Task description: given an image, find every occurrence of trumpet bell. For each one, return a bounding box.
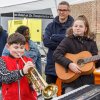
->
[42,84,58,99]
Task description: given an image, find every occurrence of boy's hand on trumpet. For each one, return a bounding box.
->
[23,61,35,74]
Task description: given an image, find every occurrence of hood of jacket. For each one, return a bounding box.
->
[53,15,74,26]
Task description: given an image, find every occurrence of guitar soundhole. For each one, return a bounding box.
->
[77,59,84,65]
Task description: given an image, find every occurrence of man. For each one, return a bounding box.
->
[43,1,74,84]
[0,26,8,56]
[0,25,8,87]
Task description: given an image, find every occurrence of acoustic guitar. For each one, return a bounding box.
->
[55,51,100,83]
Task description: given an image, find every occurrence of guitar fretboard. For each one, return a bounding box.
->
[84,55,100,63]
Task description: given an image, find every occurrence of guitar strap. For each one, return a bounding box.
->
[56,78,62,96]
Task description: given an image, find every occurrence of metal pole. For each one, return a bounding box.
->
[0,13,1,25]
[13,12,14,20]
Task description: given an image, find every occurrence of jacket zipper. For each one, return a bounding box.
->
[2,89,8,100]
[17,63,21,100]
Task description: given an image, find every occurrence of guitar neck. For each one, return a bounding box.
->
[84,55,100,63]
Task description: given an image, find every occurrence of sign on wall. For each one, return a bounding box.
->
[8,19,42,42]
[2,13,53,19]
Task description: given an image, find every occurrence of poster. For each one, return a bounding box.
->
[8,19,42,42]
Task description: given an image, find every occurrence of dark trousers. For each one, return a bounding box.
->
[46,74,57,84]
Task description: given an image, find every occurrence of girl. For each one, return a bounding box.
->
[53,15,100,95]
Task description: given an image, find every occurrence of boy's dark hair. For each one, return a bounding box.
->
[15,25,29,35]
[7,32,26,45]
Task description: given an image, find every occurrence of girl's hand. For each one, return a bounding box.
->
[23,61,35,74]
[68,63,81,74]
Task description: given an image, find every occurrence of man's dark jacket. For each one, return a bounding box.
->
[43,15,74,76]
[0,30,8,56]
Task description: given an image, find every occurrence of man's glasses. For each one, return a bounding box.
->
[58,9,70,12]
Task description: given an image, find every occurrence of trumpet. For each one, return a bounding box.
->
[18,53,58,99]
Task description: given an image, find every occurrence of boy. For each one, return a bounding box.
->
[0,33,37,100]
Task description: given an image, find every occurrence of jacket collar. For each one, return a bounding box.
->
[54,15,74,25]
